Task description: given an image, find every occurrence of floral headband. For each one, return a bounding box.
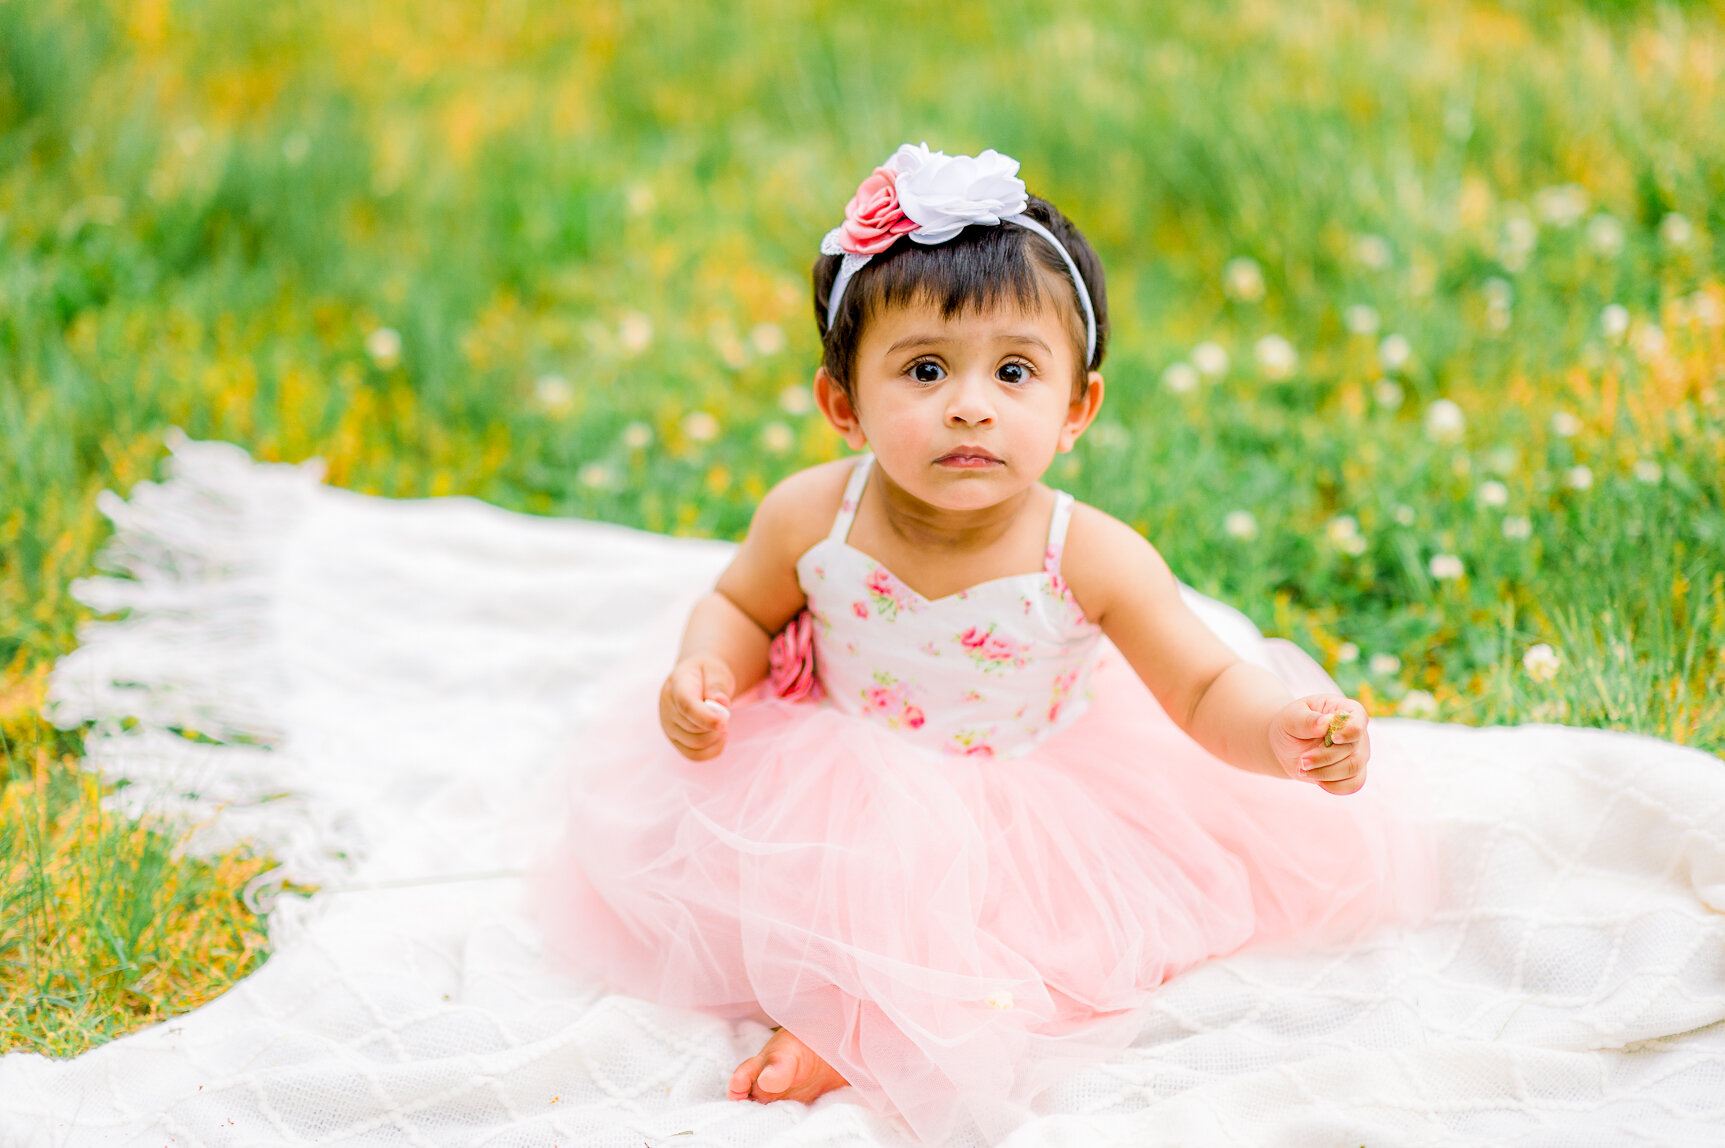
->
[820,143,1099,367]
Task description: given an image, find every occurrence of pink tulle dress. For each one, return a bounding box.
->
[537,453,1435,1145]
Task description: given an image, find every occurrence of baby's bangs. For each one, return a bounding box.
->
[853,225,1050,323]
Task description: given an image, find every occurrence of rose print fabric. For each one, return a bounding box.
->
[794,453,1101,758]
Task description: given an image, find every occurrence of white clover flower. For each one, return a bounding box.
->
[1477,480,1509,507]
[1398,689,1439,719]
[1340,533,1368,556]
[1499,215,1537,272]
[682,410,720,442]
[533,373,574,412]
[1522,642,1561,682]
[1482,277,1514,308]
[365,326,402,369]
[1659,212,1694,248]
[577,463,614,490]
[1378,333,1411,372]
[1372,378,1404,410]
[1631,324,1667,362]
[1326,515,1360,545]
[1587,213,1626,258]
[1633,459,1663,484]
[1223,510,1259,541]
[1162,362,1200,394]
[759,421,794,455]
[620,421,653,450]
[1423,398,1466,444]
[1254,334,1298,380]
[1344,304,1380,335]
[1534,183,1588,228]
[1502,515,1533,540]
[1191,341,1230,377]
[1565,464,1594,491]
[1353,234,1392,270]
[1223,257,1266,303]
[1429,553,1465,581]
[749,322,787,355]
[1336,642,1360,665]
[1599,303,1630,341]
[1393,504,1416,526]
[618,311,654,355]
[1550,411,1582,438]
[778,384,814,415]
[1369,653,1401,675]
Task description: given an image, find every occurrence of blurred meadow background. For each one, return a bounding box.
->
[3,0,1723,1055]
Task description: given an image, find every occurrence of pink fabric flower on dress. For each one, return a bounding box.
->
[767,609,823,702]
[839,167,919,255]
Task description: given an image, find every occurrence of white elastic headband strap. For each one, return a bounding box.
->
[823,213,1098,367]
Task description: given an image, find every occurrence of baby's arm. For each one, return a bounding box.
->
[1062,506,1370,794]
[660,464,842,760]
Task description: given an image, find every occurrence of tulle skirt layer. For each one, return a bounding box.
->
[535,641,1436,1145]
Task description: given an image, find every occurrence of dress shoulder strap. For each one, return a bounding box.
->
[1043,490,1077,576]
[828,453,874,543]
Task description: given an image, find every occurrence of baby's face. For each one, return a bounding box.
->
[829,295,1100,513]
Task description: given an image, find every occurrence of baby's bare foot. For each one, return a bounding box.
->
[726,1025,849,1104]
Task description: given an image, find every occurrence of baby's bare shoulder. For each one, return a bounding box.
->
[1059,501,1175,623]
[751,458,858,561]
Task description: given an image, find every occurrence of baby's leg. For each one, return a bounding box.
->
[727,1025,849,1104]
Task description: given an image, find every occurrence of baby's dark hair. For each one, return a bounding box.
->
[812,193,1109,403]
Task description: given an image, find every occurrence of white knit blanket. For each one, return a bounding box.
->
[4,434,1724,1146]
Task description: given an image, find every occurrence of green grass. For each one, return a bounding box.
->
[2,0,1722,1055]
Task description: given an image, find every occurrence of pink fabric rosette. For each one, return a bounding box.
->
[767,609,823,701]
[839,167,919,255]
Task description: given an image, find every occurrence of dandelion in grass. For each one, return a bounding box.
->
[1599,304,1630,341]
[1378,334,1411,373]
[618,311,654,356]
[1373,378,1404,410]
[1633,459,1663,484]
[1191,341,1229,377]
[1522,643,1561,682]
[1254,335,1297,380]
[534,373,575,414]
[1353,234,1392,270]
[1223,257,1266,303]
[1344,305,1380,336]
[1223,510,1259,541]
[1477,481,1509,508]
[1162,362,1199,394]
[1336,642,1360,665]
[1587,214,1625,258]
[1499,214,1537,273]
[1429,553,1464,581]
[1326,516,1367,555]
[578,463,615,491]
[1631,325,1667,362]
[1659,212,1695,248]
[682,411,720,443]
[1534,184,1588,228]
[621,421,653,450]
[1502,515,1533,540]
[366,327,402,369]
[1550,411,1581,438]
[778,385,814,415]
[1369,653,1401,675]
[1399,689,1439,719]
[1565,465,1593,491]
[749,322,787,356]
[1423,399,1465,444]
[1393,505,1415,526]
[759,422,794,455]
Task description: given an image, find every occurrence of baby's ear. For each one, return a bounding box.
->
[814,367,868,451]
[1059,372,1105,452]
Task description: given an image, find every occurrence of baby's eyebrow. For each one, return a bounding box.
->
[884,333,1053,355]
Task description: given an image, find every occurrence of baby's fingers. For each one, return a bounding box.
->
[668,664,728,733]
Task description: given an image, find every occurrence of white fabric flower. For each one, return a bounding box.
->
[888,144,1028,244]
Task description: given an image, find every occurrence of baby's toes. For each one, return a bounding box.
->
[727,1056,764,1101]
[755,1050,798,1096]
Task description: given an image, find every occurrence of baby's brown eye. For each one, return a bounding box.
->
[998,362,1027,384]
[912,361,944,383]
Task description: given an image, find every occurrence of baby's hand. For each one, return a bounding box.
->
[660,653,736,761]
[1270,695,1371,795]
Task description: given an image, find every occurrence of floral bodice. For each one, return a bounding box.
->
[793,453,1102,758]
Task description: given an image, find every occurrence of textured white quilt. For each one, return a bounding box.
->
[3,434,1723,1146]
